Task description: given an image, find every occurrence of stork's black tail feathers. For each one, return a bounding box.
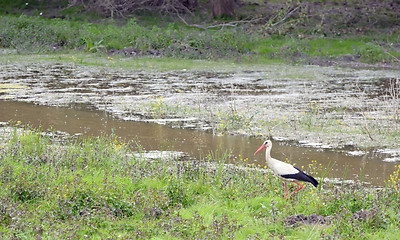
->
[281,166,319,188]
[305,174,319,188]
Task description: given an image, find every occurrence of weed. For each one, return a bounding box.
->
[216,108,255,134]
[166,181,193,207]
[148,95,166,117]
[299,101,322,129]
[82,37,105,53]
[355,43,391,63]
[9,174,44,202]
[387,165,400,192]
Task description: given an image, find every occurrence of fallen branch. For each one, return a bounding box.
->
[178,15,264,30]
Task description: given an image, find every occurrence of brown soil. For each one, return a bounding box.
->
[284,209,378,227]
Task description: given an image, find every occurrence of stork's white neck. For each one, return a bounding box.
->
[265,146,272,161]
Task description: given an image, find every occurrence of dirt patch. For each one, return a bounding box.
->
[107,48,162,57]
[284,213,332,226]
[284,209,379,227]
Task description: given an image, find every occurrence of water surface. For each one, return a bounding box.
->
[1,100,396,186]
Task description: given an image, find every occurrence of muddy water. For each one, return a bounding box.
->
[1,62,399,151]
[1,100,396,186]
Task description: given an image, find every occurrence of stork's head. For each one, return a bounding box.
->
[254,140,272,155]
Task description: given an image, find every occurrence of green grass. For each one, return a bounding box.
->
[0,125,399,239]
[0,52,237,71]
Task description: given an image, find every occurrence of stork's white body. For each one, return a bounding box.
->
[265,153,299,177]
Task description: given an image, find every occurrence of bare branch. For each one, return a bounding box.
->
[270,2,304,28]
[178,16,264,30]
[67,0,196,17]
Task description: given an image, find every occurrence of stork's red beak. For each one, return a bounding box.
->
[254,144,266,155]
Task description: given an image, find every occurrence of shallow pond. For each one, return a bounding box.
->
[1,62,399,149]
[0,100,397,186]
[1,60,399,186]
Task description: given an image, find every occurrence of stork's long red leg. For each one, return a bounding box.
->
[284,182,288,199]
[288,180,303,197]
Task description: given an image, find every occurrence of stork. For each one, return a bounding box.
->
[254,140,318,199]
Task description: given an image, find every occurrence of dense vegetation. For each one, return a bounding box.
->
[0,0,399,65]
[0,126,399,239]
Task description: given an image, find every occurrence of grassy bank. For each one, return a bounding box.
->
[1,126,400,239]
[0,14,399,65]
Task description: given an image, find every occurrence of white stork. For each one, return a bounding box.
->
[254,140,318,199]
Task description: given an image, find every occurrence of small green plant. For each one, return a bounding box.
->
[387,165,400,193]
[9,174,44,202]
[355,43,390,63]
[166,181,193,207]
[216,108,254,134]
[82,36,105,53]
[148,95,166,117]
[297,101,325,130]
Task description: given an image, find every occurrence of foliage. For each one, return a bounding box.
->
[355,43,392,63]
[0,126,399,238]
[0,15,250,59]
[0,13,398,63]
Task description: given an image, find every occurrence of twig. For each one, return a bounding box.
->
[178,15,207,30]
[362,117,375,141]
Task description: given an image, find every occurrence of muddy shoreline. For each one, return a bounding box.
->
[0,58,399,158]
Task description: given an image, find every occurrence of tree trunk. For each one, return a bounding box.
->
[209,0,235,18]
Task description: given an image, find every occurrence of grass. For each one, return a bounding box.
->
[0,52,242,71]
[0,13,399,64]
[0,125,400,239]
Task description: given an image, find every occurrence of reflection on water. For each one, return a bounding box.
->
[0,100,396,186]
